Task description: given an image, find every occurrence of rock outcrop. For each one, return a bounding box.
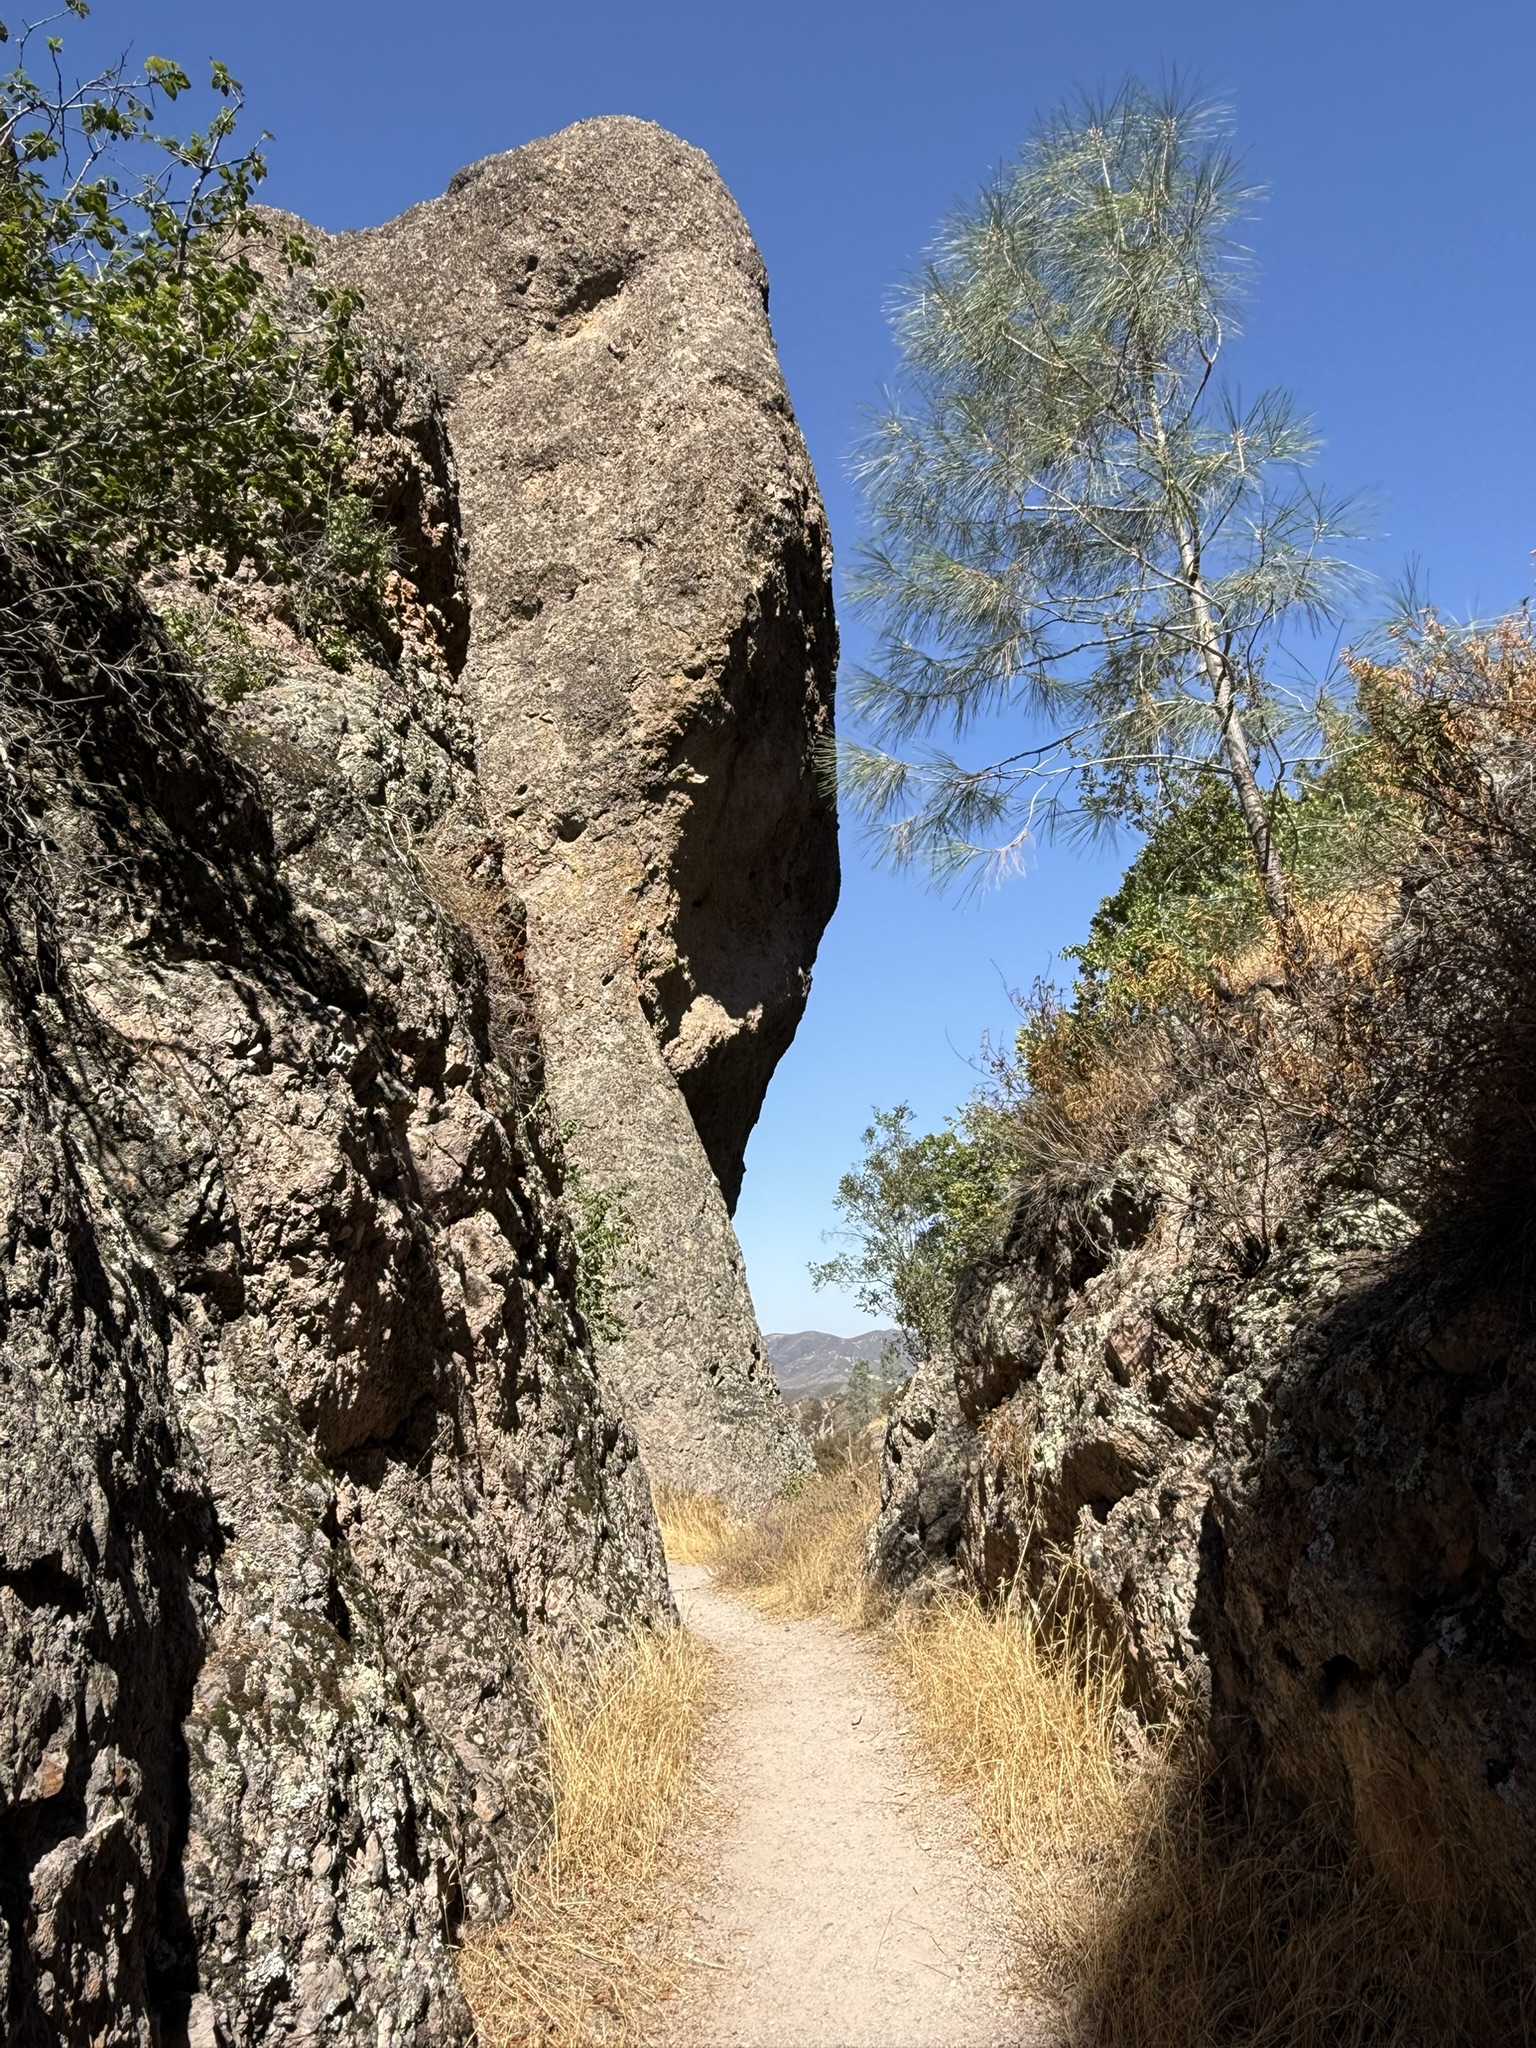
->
[880,1168,1536,1958]
[0,333,670,2046]
[1,120,835,2043]
[323,118,836,1506]
[873,1002,1536,1991]
[866,1350,976,1595]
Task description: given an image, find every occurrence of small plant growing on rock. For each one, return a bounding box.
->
[0,6,398,691]
[561,1137,645,1344]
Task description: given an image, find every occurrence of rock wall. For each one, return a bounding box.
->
[324,118,836,1507]
[872,1080,1536,1961]
[0,121,836,2041]
[0,333,668,2047]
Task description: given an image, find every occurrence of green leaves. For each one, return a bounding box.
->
[845,78,1364,906]
[811,1103,1021,1358]
[0,17,369,598]
[141,55,189,98]
[560,1136,645,1345]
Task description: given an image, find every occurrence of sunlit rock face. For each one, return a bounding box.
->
[0,119,837,2044]
[329,118,837,1506]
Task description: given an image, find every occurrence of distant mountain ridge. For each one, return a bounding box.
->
[764,1329,908,1400]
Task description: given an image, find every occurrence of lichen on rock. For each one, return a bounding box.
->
[0,317,667,2046]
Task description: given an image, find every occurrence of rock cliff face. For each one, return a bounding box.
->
[873,1034,1536,1970]
[0,122,833,2042]
[0,307,684,2046]
[323,118,836,1507]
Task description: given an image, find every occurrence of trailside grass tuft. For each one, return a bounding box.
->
[458,1621,716,2047]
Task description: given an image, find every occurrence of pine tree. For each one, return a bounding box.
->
[843,80,1362,925]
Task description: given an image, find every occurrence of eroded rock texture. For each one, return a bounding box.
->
[873,1103,1536,1965]
[325,118,835,1506]
[0,327,668,2047]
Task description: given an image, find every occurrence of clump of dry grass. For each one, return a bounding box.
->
[651,1486,742,1567]
[657,1452,885,1626]
[1066,1774,1536,2048]
[889,1588,1145,1993]
[891,1586,1536,2045]
[457,1621,715,2047]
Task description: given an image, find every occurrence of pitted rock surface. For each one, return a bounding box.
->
[874,1128,1536,1946]
[324,118,835,1506]
[0,323,668,2048]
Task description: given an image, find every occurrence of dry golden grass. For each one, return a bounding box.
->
[651,1486,741,1567]
[1063,1778,1536,2048]
[889,1583,1156,2024]
[663,1448,1535,2041]
[657,1452,884,1625]
[892,1588,1536,2045]
[890,1588,1128,1903]
[457,1621,716,2047]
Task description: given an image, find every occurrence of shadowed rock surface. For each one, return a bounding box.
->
[324,118,835,1507]
[0,334,668,2047]
[0,120,836,2043]
[867,1350,978,1597]
[873,946,1536,1993]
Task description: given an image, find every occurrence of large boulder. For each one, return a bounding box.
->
[324,118,835,1506]
[867,1351,977,1594]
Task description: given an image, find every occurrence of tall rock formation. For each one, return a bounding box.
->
[325,118,837,1506]
[0,516,670,2047]
[0,120,835,2044]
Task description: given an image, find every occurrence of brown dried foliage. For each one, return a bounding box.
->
[456,1624,717,2048]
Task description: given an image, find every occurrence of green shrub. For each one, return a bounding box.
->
[0,8,380,609]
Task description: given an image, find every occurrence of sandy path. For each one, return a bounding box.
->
[659,1566,1050,2048]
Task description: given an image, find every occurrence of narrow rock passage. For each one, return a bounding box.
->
[660,1566,1049,2048]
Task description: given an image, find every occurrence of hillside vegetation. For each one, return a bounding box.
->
[827,610,1536,2044]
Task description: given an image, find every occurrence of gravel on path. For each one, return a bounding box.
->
[657,1565,1052,2048]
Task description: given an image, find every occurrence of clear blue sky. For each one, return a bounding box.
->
[74,0,1536,1331]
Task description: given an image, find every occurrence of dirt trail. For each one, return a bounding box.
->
[659,1566,1050,2048]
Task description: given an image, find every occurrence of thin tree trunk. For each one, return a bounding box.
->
[1191,615,1293,927]
[1176,541,1294,928]
[1145,382,1295,930]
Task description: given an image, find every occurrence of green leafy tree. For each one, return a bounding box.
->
[842,79,1363,925]
[843,1357,877,1434]
[811,1104,1016,1359]
[0,5,365,580]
